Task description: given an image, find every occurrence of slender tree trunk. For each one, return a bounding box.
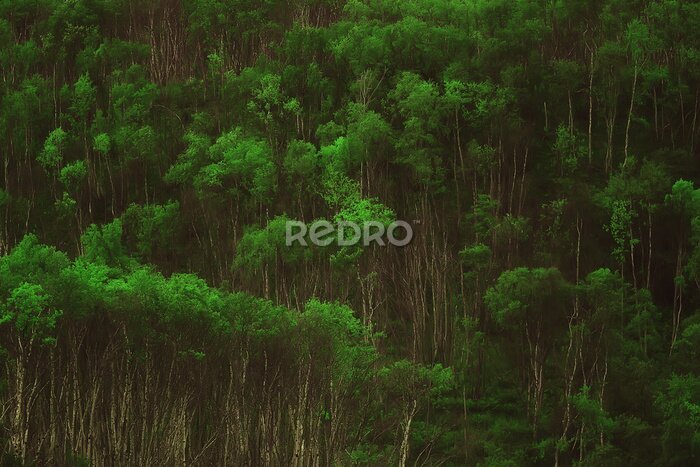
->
[398,399,417,467]
[623,65,638,167]
[588,49,595,164]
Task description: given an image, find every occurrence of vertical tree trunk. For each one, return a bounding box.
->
[623,65,638,168]
[588,49,595,164]
[398,400,417,467]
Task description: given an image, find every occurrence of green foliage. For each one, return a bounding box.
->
[164,125,213,185]
[196,128,276,202]
[553,125,585,175]
[54,192,77,219]
[70,73,96,122]
[459,243,492,269]
[38,128,68,173]
[655,374,700,465]
[233,215,309,272]
[0,235,70,297]
[605,199,638,264]
[80,219,130,268]
[1,0,700,464]
[320,164,361,208]
[378,359,454,404]
[466,194,499,240]
[485,267,572,328]
[332,196,396,266]
[1,282,62,345]
[59,161,87,193]
[388,72,446,186]
[571,386,615,443]
[93,132,111,154]
[121,202,180,259]
[283,139,318,188]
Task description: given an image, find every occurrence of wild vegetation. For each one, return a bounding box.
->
[1,0,700,465]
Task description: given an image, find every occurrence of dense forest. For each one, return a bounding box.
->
[0,0,699,465]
